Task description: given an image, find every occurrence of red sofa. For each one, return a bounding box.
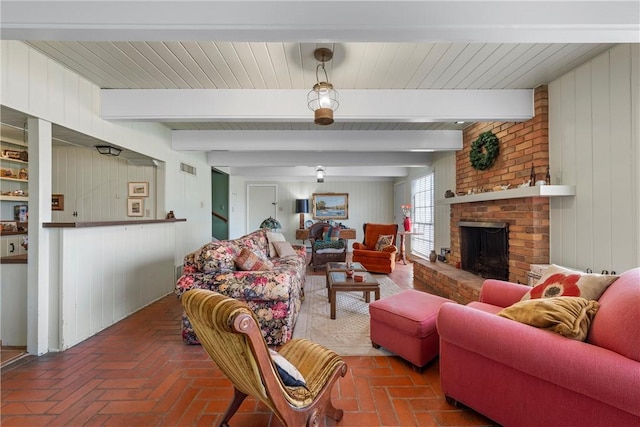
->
[437,267,640,427]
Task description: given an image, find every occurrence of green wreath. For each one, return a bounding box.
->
[470,131,500,170]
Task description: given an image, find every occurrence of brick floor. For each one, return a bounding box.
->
[1,257,497,426]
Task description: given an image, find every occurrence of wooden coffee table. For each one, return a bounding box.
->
[325,262,367,289]
[327,271,381,320]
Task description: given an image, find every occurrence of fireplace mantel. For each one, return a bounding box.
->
[436,185,575,205]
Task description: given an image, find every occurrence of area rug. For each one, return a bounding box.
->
[292,274,401,356]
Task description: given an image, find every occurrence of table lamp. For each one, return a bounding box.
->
[295,199,309,229]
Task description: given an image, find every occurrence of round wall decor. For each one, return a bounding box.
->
[470,131,500,170]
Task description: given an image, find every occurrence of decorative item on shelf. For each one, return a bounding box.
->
[444,190,455,198]
[535,180,547,186]
[2,149,28,161]
[259,216,281,232]
[545,166,551,185]
[18,168,28,179]
[295,198,309,229]
[307,48,339,126]
[401,204,412,231]
[354,274,364,282]
[470,131,500,170]
[529,163,536,186]
[14,205,28,222]
[518,180,531,188]
[166,210,175,219]
[429,250,437,263]
[21,236,28,251]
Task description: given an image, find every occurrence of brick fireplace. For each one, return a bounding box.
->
[451,86,550,284]
[415,86,551,300]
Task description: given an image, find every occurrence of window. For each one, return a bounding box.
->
[411,173,434,258]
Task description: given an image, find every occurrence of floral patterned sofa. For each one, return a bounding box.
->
[175,229,307,346]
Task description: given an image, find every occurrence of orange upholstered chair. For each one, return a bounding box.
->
[352,223,399,273]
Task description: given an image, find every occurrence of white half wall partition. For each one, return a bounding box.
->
[46,221,182,351]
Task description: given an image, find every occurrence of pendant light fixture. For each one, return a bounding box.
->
[307,48,339,126]
[316,166,325,183]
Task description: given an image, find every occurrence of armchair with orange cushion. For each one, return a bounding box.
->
[352,223,399,273]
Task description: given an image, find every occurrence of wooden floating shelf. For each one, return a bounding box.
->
[0,195,29,202]
[0,177,28,183]
[436,185,575,205]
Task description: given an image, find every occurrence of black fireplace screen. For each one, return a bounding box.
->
[459,222,509,280]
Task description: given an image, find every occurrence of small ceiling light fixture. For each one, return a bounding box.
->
[307,48,339,126]
[95,145,122,156]
[316,166,325,183]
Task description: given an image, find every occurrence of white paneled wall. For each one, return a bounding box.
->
[51,223,176,350]
[229,177,395,244]
[432,152,455,252]
[52,145,157,222]
[549,44,639,273]
[1,40,212,353]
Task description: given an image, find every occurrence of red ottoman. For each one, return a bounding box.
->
[369,289,453,370]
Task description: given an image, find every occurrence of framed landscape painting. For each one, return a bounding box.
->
[312,193,348,220]
[128,181,149,197]
[127,198,144,217]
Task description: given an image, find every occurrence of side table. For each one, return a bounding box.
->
[397,231,420,264]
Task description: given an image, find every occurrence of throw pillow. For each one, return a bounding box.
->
[498,296,600,341]
[521,264,619,301]
[268,349,307,388]
[323,225,332,241]
[235,247,274,271]
[374,234,394,251]
[273,241,297,258]
[266,231,286,258]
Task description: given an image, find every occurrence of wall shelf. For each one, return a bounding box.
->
[436,185,575,205]
[0,177,28,183]
[0,195,28,202]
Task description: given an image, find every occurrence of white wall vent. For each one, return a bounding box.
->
[180,162,196,175]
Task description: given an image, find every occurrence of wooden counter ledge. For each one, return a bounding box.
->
[43,218,186,228]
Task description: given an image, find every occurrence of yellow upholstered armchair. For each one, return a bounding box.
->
[181,289,348,427]
[352,223,399,273]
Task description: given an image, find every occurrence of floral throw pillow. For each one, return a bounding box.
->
[374,234,394,251]
[235,247,274,271]
[521,264,619,301]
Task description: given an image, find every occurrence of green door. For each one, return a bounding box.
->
[211,168,229,240]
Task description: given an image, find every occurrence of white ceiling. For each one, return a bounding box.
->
[1,0,638,179]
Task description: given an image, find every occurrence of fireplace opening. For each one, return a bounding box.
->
[459,221,509,280]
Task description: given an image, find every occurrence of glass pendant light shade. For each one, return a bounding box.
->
[307,82,339,125]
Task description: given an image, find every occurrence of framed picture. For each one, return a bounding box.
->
[52,194,64,211]
[127,198,144,217]
[312,193,348,220]
[128,181,149,197]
